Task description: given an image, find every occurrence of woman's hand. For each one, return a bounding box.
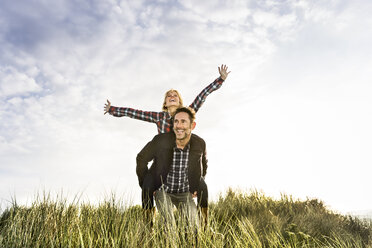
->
[218,64,231,80]
[104,99,111,115]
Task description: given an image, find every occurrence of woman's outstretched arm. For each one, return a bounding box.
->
[189,64,231,113]
[104,99,165,124]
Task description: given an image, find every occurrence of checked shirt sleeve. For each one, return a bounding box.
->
[189,77,224,113]
[108,106,162,124]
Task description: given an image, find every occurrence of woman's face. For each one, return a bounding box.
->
[165,91,180,108]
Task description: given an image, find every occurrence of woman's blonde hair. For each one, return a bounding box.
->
[162,89,184,111]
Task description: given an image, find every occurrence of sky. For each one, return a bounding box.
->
[0,0,371,215]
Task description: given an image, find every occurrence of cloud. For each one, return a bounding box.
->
[0,0,317,159]
[0,0,118,51]
[0,67,42,97]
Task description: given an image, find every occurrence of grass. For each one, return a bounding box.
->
[0,188,371,247]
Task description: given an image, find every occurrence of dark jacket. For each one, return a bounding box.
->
[136,132,208,193]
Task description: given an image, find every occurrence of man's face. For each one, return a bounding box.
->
[165,91,180,108]
[173,112,194,140]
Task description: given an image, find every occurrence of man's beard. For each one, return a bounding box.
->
[175,129,189,140]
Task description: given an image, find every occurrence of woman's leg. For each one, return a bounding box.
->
[142,173,156,209]
[141,173,156,227]
[197,177,208,208]
[197,177,208,227]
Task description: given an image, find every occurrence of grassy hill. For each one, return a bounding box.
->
[0,189,371,247]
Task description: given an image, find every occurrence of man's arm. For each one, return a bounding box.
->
[193,138,208,198]
[136,138,156,187]
[189,64,230,113]
[202,140,208,178]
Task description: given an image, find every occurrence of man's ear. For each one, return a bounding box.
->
[191,121,196,130]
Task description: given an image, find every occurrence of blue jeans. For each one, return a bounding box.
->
[154,189,199,230]
[142,174,208,209]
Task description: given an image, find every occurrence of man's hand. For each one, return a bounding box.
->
[218,64,231,80]
[104,99,111,115]
[192,191,197,198]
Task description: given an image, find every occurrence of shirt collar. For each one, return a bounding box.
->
[173,141,191,151]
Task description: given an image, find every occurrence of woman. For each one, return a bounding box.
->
[104,64,230,226]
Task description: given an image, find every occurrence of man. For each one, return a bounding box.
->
[136,107,207,231]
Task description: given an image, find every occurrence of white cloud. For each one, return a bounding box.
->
[181,0,251,23]
[0,67,42,97]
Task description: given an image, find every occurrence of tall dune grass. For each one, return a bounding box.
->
[0,189,371,247]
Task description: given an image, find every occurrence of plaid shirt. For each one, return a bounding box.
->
[108,77,224,133]
[163,143,190,194]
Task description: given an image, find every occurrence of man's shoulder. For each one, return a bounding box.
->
[152,132,175,143]
[151,132,205,146]
[191,133,206,146]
